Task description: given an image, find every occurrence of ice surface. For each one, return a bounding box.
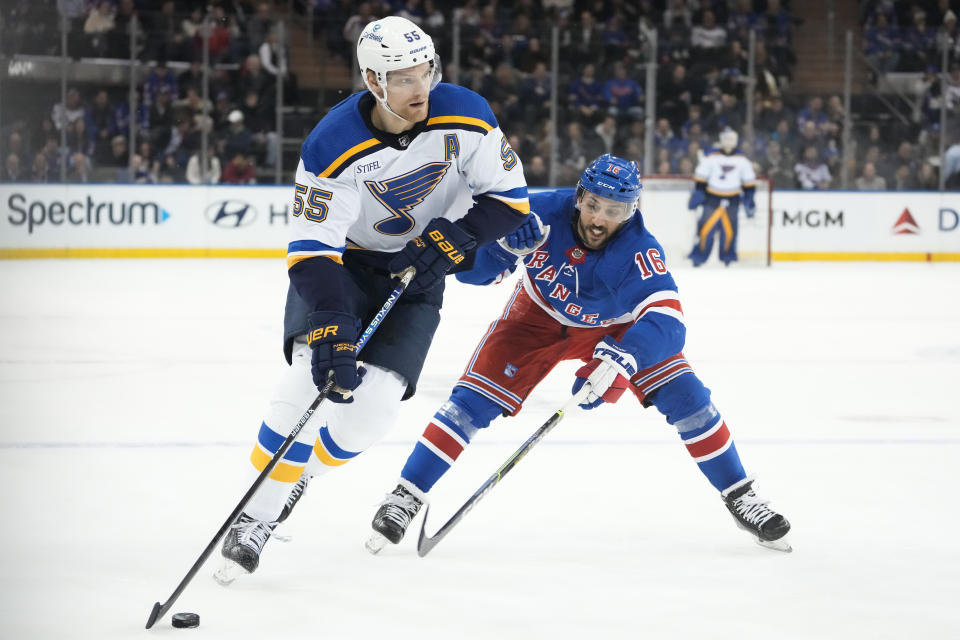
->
[0,259,958,638]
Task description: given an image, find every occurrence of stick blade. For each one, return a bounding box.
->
[145,601,164,629]
[416,504,438,557]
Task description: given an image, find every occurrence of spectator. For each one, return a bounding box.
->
[658,63,695,129]
[759,139,794,190]
[855,161,887,190]
[594,115,617,155]
[795,145,831,189]
[66,118,94,157]
[568,63,605,124]
[30,151,51,183]
[603,61,644,122]
[863,12,900,75]
[144,61,178,107]
[259,27,298,102]
[3,153,23,182]
[222,152,256,184]
[521,62,551,124]
[186,151,222,184]
[101,135,129,168]
[52,89,85,132]
[84,1,116,57]
[900,11,936,72]
[223,110,253,160]
[915,161,938,190]
[239,54,274,103]
[524,154,549,186]
[147,86,175,142]
[892,163,919,190]
[246,2,275,54]
[691,10,727,55]
[66,152,92,183]
[797,96,828,130]
[569,10,603,68]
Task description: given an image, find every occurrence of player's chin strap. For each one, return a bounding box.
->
[416,385,591,557]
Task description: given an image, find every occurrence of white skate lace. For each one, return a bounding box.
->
[232,517,277,551]
[285,476,309,509]
[733,491,776,526]
[379,491,421,529]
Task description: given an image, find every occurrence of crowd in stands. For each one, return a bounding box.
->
[1,0,294,184]
[2,0,959,190]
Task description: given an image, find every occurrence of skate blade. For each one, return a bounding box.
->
[213,559,250,586]
[756,536,792,553]
[364,532,389,555]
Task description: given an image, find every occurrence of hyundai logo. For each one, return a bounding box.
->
[205,200,258,228]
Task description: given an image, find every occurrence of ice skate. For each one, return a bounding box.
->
[365,481,426,554]
[214,513,278,585]
[722,478,792,552]
[278,474,311,523]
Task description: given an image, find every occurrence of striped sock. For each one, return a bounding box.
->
[679,411,746,492]
[401,411,472,492]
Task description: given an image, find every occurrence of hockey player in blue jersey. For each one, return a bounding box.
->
[365,154,791,554]
[215,16,530,583]
[688,128,757,266]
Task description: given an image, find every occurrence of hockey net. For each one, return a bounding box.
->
[637,175,773,267]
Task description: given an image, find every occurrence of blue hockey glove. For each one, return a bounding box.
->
[688,186,706,210]
[497,212,550,256]
[743,192,756,218]
[570,337,638,410]
[306,310,365,402]
[389,217,477,295]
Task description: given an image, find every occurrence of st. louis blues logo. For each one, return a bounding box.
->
[504,363,518,378]
[366,162,450,235]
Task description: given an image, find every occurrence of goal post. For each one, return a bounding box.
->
[637,175,773,267]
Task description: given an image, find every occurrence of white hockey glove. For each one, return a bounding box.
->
[571,338,638,410]
[497,212,550,257]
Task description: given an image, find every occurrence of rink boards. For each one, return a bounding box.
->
[0,184,958,261]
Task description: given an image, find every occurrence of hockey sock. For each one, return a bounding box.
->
[400,390,501,492]
[246,420,315,522]
[401,409,473,493]
[310,424,361,470]
[674,404,746,492]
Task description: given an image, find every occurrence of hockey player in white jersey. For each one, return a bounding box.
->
[215,16,530,584]
[687,128,756,266]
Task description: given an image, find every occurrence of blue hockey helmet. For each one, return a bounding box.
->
[577,154,642,209]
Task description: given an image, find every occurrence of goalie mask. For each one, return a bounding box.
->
[719,127,739,153]
[357,16,442,123]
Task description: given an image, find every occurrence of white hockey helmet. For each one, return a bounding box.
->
[719,127,739,153]
[357,16,441,95]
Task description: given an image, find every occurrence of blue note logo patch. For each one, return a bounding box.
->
[366,162,450,235]
[504,363,518,378]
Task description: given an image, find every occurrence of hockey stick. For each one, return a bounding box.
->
[416,388,590,557]
[146,268,415,629]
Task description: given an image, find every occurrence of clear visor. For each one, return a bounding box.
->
[578,192,635,222]
[385,55,442,92]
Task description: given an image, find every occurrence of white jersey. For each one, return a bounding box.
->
[693,148,756,197]
[287,84,529,269]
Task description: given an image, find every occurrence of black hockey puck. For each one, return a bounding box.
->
[171,612,200,629]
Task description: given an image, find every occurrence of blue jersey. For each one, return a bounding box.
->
[458,188,686,369]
